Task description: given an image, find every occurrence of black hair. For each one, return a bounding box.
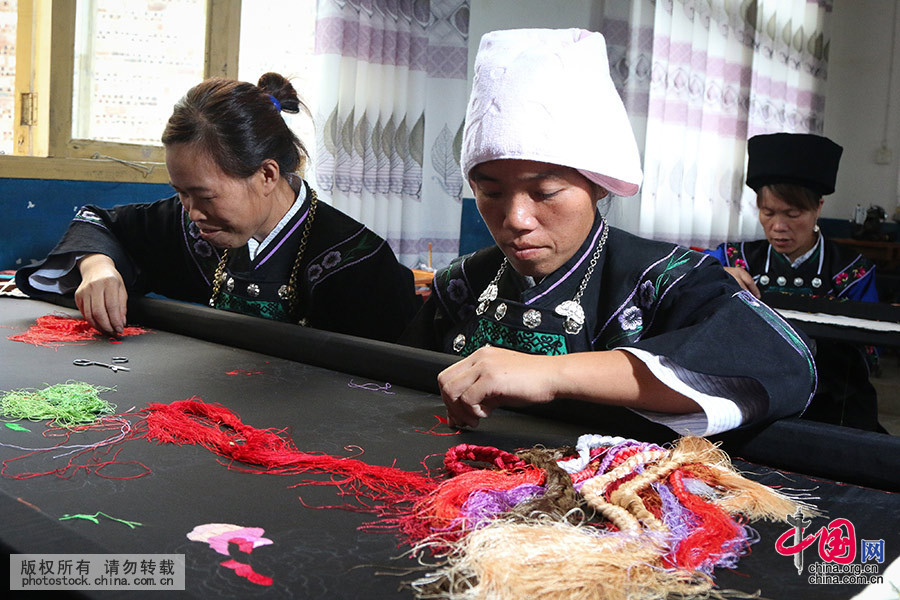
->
[161,72,310,178]
[757,183,821,212]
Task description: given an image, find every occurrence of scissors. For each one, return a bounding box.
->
[73,357,130,373]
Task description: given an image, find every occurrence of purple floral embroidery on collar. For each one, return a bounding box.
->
[447,278,468,303]
[618,306,643,331]
[188,221,202,239]
[193,240,213,258]
[638,280,655,309]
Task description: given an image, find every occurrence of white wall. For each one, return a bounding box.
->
[824,0,900,221]
[467,0,900,223]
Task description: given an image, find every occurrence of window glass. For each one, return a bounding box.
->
[72,0,206,146]
[238,0,317,160]
[0,0,16,155]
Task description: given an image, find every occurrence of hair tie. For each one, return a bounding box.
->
[268,95,281,112]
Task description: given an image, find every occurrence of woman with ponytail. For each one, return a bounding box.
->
[17,73,420,343]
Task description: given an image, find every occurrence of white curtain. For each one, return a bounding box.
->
[603,0,833,248]
[312,0,470,270]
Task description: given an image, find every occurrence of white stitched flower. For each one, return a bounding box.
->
[618,306,643,331]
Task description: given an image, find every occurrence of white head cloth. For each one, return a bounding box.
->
[461,28,643,197]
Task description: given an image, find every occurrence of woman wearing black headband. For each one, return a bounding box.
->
[16,73,420,343]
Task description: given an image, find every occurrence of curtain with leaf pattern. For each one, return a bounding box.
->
[313,0,470,270]
[602,0,833,248]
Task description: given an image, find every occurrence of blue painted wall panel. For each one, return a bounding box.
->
[1,178,173,270]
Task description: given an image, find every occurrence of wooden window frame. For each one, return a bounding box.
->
[0,0,241,183]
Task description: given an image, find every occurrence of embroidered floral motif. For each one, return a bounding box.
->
[832,263,871,295]
[307,229,382,286]
[188,221,202,239]
[638,280,655,309]
[447,278,468,303]
[618,306,643,331]
[322,250,342,269]
[308,264,323,282]
[597,248,706,350]
[734,258,747,269]
[193,240,213,258]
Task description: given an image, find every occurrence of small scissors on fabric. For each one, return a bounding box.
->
[73,357,130,373]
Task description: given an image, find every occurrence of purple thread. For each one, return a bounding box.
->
[655,482,697,553]
[459,483,545,527]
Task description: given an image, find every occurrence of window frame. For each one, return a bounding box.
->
[0,0,241,183]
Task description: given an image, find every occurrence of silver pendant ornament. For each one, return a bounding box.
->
[555,300,585,334]
[476,260,508,315]
[476,282,498,315]
[452,334,466,353]
[812,277,822,288]
[523,309,542,329]
[494,302,507,321]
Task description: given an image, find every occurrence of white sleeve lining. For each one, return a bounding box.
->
[620,347,767,436]
[27,254,85,294]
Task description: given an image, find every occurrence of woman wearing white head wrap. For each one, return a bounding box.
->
[401,29,816,436]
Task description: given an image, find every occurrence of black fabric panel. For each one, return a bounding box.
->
[129,297,900,491]
[1,297,898,600]
[128,297,455,393]
[764,291,900,347]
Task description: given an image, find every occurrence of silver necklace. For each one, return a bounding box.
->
[474,222,609,335]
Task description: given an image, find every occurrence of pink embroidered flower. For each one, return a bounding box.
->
[857,267,867,277]
[726,246,737,256]
[836,272,849,284]
[734,258,747,269]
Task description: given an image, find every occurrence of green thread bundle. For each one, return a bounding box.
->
[0,381,116,428]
